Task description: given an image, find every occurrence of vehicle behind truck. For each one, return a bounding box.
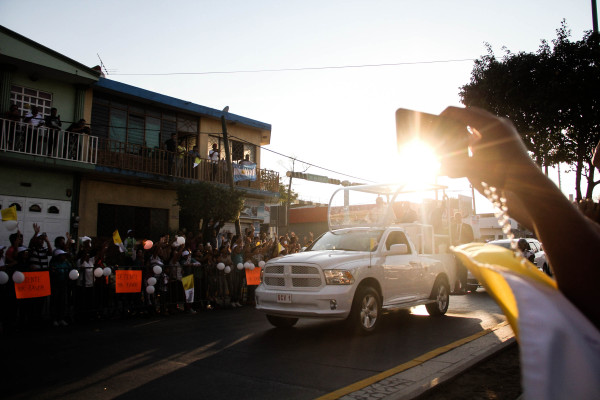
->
[255,183,458,334]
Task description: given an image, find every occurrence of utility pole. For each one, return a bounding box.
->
[286,159,295,234]
[221,106,241,236]
[593,0,599,35]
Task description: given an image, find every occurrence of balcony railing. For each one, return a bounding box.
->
[1,117,279,193]
[96,138,279,192]
[1,117,98,163]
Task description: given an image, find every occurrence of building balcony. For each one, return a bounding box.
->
[1,117,279,193]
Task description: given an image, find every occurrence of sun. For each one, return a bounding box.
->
[392,140,440,184]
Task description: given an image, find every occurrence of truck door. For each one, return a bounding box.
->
[381,230,422,304]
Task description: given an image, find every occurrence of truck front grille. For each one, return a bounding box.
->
[263,264,323,289]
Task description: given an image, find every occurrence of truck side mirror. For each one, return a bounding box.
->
[388,244,408,255]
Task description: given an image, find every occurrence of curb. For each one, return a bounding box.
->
[320,322,516,400]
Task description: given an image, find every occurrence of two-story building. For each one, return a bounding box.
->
[0,25,278,245]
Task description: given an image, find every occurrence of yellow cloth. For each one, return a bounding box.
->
[452,242,556,339]
[1,205,18,221]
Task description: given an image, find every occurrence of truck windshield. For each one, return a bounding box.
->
[307,230,384,252]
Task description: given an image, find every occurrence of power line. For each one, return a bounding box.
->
[229,134,376,184]
[111,58,475,76]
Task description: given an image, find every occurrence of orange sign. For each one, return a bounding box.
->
[245,267,262,286]
[115,270,142,293]
[15,271,51,299]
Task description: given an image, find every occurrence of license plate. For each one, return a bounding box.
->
[277,293,292,303]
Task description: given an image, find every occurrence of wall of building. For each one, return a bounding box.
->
[0,165,73,200]
[11,70,79,124]
[77,179,179,237]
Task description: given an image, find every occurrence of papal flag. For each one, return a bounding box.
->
[182,274,194,303]
[453,243,600,399]
[112,230,126,253]
[1,205,18,221]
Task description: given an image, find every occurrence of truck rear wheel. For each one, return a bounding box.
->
[349,286,381,334]
[266,314,298,328]
[426,278,450,316]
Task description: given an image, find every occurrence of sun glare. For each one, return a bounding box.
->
[392,140,440,184]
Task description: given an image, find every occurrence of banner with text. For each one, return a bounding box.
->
[245,267,262,286]
[15,271,51,299]
[115,270,142,293]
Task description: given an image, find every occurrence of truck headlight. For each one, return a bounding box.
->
[324,270,355,285]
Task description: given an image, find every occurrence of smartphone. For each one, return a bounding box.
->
[395,108,470,175]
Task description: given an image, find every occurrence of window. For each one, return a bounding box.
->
[10,85,53,117]
[29,204,42,213]
[48,206,60,214]
[385,231,411,253]
[8,203,22,211]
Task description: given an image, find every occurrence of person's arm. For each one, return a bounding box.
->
[441,106,600,327]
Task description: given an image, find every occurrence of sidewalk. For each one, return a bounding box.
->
[320,322,516,400]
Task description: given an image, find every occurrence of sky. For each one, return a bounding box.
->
[0,0,594,212]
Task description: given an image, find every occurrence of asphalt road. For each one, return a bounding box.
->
[6,289,505,400]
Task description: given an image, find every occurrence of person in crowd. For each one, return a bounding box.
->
[45,107,62,156]
[49,249,71,327]
[176,139,186,177]
[190,246,205,310]
[451,211,474,294]
[209,143,220,180]
[65,119,89,159]
[29,224,53,270]
[24,105,44,127]
[230,235,244,307]
[180,249,197,314]
[124,229,137,264]
[165,133,177,175]
[6,104,23,151]
[5,231,24,269]
[6,103,21,121]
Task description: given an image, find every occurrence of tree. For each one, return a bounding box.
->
[176,182,245,233]
[460,21,600,199]
[278,178,298,205]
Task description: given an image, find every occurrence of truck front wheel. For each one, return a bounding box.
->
[426,278,450,316]
[266,315,298,328]
[349,286,381,334]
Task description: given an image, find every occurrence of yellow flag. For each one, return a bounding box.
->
[452,242,557,339]
[113,229,123,245]
[182,274,194,290]
[1,206,18,221]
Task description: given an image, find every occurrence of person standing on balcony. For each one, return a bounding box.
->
[165,133,177,175]
[23,105,44,154]
[176,139,186,177]
[45,108,62,157]
[209,143,220,180]
[65,119,90,160]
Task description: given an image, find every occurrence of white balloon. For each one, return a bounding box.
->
[176,236,186,246]
[3,220,18,231]
[146,285,155,294]
[147,277,157,286]
[94,267,103,278]
[237,263,244,270]
[224,266,231,274]
[12,270,25,284]
[153,265,162,275]
[217,262,225,271]
[68,269,79,280]
[244,262,251,269]
[249,264,255,271]
[258,260,266,268]
[0,271,9,284]
[103,267,111,276]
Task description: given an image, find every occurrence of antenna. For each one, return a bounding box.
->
[97,53,110,76]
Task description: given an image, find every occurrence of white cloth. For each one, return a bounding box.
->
[506,272,600,400]
[209,149,219,163]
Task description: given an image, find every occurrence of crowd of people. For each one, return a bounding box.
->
[0,221,314,334]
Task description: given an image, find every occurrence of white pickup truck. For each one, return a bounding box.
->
[255,183,458,334]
